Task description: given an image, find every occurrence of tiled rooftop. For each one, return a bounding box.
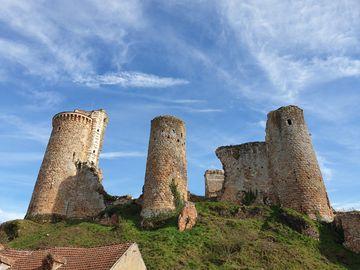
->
[0,243,134,270]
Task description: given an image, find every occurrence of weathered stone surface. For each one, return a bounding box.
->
[99,213,119,226]
[216,143,271,204]
[266,105,333,222]
[178,202,197,232]
[113,195,133,206]
[53,162,106,219]
[26,109,108,220]
[204,169,224,199]
[141,115,188,219]
[215,105,334,222]
[334,211,360,253]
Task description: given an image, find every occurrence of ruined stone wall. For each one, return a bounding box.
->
[334,212,360,253]
[204,170,224,199]
[266,105,333,221]
[26,109,107,219]
[141,115,188,219]
[216,142,270,204]
[53,162,106,218]
[87,110,108,166]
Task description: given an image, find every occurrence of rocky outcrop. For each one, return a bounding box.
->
[178,202,197,232]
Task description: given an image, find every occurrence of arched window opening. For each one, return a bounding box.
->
[287,119,292,125]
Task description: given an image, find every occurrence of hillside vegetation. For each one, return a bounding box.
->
[1,201,360,270]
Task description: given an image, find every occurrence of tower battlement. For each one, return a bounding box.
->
[52,112,93,125]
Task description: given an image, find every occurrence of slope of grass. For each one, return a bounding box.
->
[1,201,359,270]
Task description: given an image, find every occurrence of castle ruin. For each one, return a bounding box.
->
[26,109,108,219]
[141,115,188,219]
[216,105,334,222]
[204,169,224,199]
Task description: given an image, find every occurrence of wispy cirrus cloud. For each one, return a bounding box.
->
[0,152,43,165]
[221,0,360,102]
[20,89,64,110]
[0,0,153,85]
[333,201,360,211]
[317,153,334,182]
[100,151,146,159]
[74,72,189,88]
[0,114,49,144]
[184,108,222,113]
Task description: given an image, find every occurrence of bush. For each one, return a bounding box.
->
[242,190,258,206]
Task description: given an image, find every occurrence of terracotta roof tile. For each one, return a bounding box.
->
[0,243,134,270]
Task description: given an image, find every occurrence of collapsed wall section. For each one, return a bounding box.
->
[215,142,271,204]
[54,162,106,218]
[141,115,188,219]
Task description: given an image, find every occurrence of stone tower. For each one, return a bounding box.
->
[26,109,108,219]
[266,105,333,221]
[141,115,188,219]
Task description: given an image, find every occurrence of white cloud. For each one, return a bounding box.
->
[333,201,360,211]
[0,114,49,144]
[221,0,360,102]
[74,72,189,88]
[100,151,146,159]
[20,90,64,110]
[0,0,145,81]
[317,154,333,182]
[171,99,205,104]
[257,120,266,128]
[0,152,43,164]
[0,208,24,223]
[184,108,223,113]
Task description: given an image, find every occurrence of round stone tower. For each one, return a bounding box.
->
[266,105,333,221]
[26,110,102,219]
[141,115,188,219]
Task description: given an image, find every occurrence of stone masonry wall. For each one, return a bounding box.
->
[334,212,360,253]
[53,162,106,218]
[204,169,224,199]
[87,110,108,166]
[266,105,333,221]
[216,142,270,204]
[141,115,188,219]
[26,109,107,219]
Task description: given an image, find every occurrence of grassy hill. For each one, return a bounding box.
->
[1,201,359,270]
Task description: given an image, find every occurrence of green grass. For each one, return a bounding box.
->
[1,201,360,270]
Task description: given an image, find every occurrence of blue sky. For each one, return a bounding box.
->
[0,0,360,222]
